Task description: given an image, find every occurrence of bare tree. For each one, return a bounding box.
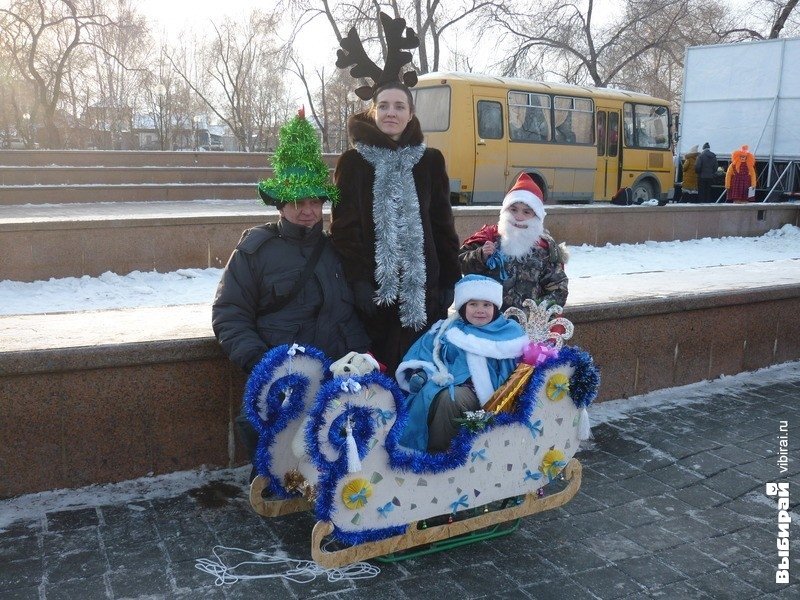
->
[767,0,800,37]
[84,0,150,149]
[288,55,332,150]
[141,45,188,150]
[729,0,800,38]
[490,0,702,87]
[167,9,290,152]
[288,0,497,74]
[0,0,121,148]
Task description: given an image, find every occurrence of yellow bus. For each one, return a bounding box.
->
[411,72,673,204]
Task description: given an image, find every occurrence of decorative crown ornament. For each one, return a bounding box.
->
[257,107,339,206]
[504,299,574,348]
[335,12,420,100]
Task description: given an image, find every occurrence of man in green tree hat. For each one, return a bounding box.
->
[212,109,370,470]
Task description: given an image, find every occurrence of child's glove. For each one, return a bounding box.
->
[408,369,428,393]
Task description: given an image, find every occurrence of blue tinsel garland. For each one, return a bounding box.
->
[295,344,598,545]
[243,344,330,497]
[306,371,410,543]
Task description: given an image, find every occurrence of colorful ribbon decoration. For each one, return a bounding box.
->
[348,488,369,505]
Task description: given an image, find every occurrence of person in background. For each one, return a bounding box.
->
[694,142,719,202]
[459,173,568,312]
[395,275,528,453]
[212,110,370,474]
[725,145,757,203]
[681,144,700,203]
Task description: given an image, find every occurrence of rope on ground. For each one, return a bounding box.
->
[194,544,380,585]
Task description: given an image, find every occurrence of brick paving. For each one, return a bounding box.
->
[1,364,798,599]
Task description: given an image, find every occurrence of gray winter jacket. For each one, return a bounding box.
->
[212,218,370,373]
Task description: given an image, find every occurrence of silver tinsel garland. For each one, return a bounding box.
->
[355,143,427,330]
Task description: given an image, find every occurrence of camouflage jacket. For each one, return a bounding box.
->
[459,226,569,310]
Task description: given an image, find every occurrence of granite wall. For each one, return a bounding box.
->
[2,284,798,498]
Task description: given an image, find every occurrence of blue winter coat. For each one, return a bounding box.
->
[395,315,528,451]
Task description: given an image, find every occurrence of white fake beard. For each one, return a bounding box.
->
[498,212,544,258]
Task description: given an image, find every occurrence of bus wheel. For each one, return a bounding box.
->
[631,180,656,203]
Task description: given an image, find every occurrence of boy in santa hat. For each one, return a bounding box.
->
[395,274,528,453]
[459,173,568,311]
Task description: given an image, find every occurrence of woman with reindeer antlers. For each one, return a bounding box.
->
[331,12,461,375]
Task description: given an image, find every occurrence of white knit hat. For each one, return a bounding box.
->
[454,274,503,311]
[501,173,545,220]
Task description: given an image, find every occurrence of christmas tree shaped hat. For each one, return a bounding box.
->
[258,107,339,206]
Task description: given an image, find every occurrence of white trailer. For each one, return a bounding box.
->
[676,37,800,200]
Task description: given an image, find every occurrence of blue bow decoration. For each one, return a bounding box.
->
[374,408,395,426]
[486,249,509,281]
[471,449,487,462]
[377,502,394,518]
[527,419,543,439]
[348,488,369,505]
[449,494,469,514]
[340,378,362,394]
[524,469,542,482]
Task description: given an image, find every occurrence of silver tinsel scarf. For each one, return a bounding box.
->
[355,142,427,330]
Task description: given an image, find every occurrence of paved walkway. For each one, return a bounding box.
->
[1,363,798,599]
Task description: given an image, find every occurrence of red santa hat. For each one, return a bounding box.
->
[501,173,545,220]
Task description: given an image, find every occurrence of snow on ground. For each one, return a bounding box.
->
[1,224,799,316]
[1,360,796,529]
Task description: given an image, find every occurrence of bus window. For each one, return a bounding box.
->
[623,104,635,145]
[477,100,503,139]
[624,103,669,149]
[608,112,619,157]
[508,92,550,142]
[413,86,451,132]
[596,111,606,156]
[554,96,594,144]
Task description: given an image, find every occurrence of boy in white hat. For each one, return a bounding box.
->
[459,173,568,311]
[395,275,528,453]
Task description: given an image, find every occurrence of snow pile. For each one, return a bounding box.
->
[1,225,799,317]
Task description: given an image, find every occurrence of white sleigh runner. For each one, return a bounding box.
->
[244,300,600,567]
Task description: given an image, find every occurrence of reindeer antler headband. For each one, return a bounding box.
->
[336,12,420,100]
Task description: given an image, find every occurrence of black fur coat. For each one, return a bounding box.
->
[331,112,461,371]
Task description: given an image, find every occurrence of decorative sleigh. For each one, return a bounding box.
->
[245,300,600,568]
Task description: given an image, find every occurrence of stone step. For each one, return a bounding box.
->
[0,183,259,204]
[0,149,339,168]
[0,165,266,186]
